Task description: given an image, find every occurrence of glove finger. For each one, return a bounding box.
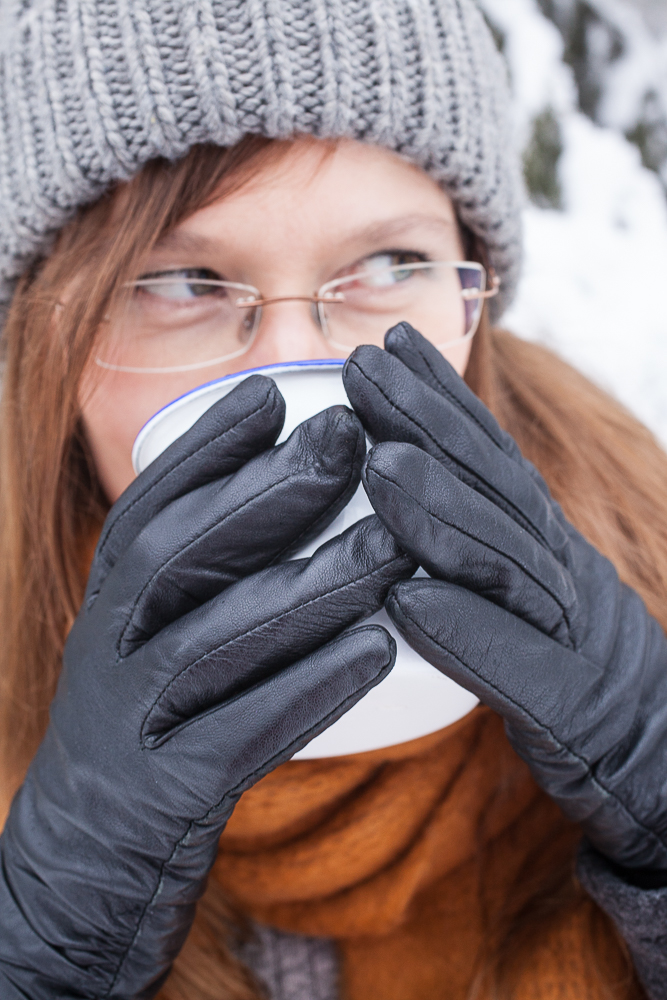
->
[386,578,667,868]
[161,624,396,796]
[114,405,366,648]
[84,626,396,1000]
[384,325,573,534]
[384,322,546,485]
[343,340,569,562]
[363,441,578,647]
[88,374,285,598]
[138,516,415,744]
[386,577,598,745]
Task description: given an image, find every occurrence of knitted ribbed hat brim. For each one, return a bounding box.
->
[0,0,522,320]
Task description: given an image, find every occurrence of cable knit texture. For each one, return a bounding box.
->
[0,0,522,321]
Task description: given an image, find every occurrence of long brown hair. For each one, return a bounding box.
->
[0,139,661,999]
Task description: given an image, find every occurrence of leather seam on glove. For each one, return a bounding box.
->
[346,360,552,552]
[97,384,277,567]
[108,625,390,996]
[390,590,667,861]
[368,466,575,643]
[412,344,507,450]
[116,466,348,658]
[139,554,407,744]
[266,446,360,568]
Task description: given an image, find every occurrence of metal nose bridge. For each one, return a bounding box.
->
[235,293,345,308]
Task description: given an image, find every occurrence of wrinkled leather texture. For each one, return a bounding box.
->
[0,374,414,1000]
[343,323,667,877]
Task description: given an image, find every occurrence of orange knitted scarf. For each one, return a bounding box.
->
[214,707,631,999]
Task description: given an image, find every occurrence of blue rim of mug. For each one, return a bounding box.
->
[132,359,346,474]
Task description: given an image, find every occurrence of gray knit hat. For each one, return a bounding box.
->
[0,0,522,319]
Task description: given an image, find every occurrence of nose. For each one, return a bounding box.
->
[246,299,347,366]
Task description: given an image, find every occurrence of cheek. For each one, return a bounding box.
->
[439,336,473,377]
[79,367,212,503]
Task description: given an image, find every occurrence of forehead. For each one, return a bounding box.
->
[162,140,460,254]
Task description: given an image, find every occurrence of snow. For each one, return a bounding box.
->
[480,0,667,444]
[480,0,576,134]
[590,0,667,136]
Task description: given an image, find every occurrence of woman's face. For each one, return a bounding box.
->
[81,139,472,502]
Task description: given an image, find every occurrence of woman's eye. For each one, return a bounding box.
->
[368,252,426,269]
[135,269,225,300]
[350,252,428,286]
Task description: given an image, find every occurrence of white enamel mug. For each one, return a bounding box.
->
[132,361,479,758]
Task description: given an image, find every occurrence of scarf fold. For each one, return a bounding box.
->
[215,708,630,999]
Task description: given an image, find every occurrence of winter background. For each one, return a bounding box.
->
[479,0,667,443]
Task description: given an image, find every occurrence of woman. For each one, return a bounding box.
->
[0,2,666,998]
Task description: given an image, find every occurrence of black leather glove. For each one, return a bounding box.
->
[343,323,667,875]
[0,374,414,1000]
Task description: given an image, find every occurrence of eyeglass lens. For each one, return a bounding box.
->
[318,262,484,352]
[95,263,485,374]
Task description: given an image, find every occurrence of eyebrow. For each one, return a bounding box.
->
[345,214,460,246]
[151,213,459,259]
[151,229,221,257]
